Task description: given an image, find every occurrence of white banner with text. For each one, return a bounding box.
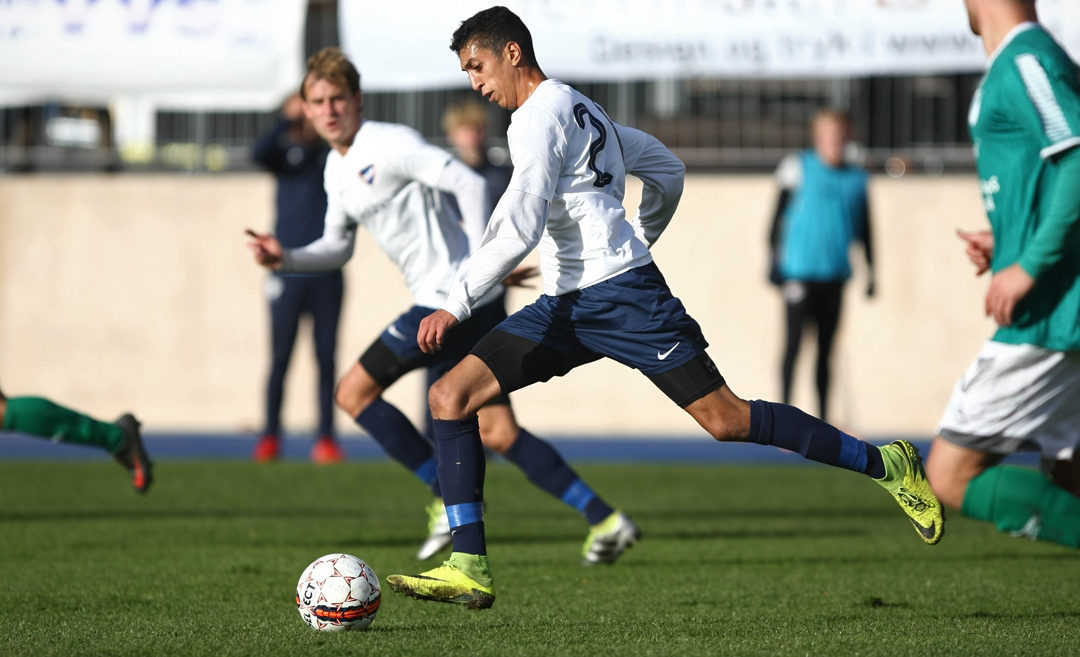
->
[341,0,1080,91]
[0,0,307,109]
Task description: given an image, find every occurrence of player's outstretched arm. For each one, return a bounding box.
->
[418,309,460,354]
[245,229,284,269]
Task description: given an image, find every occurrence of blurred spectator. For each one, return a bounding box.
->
[767,108,875,422]
[251,94,344,464]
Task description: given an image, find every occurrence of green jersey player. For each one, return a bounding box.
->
[0,383,152,492]
[925,0,1080,548]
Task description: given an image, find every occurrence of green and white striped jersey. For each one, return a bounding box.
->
[969,22,1080,351]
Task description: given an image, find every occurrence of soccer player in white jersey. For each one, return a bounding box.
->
[923,0,1080,549]
[247,48,636,564]
[386,6,943,610]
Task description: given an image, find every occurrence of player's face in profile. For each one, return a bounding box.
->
[459,40,517,109]
[302,77,362,151]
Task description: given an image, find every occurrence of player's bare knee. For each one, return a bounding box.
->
[685,390,750,442]
[707,415,748,442]
[428,378,469,420]
[479,423,516,454]
[334,378,376,418]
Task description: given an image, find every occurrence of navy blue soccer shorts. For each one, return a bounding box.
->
[359,294,508,393]
[471,262,725,407]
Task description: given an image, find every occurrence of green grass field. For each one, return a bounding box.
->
[1,459,1077,657]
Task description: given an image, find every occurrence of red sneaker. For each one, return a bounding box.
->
[311,436,345,464]
[253,435,282,462]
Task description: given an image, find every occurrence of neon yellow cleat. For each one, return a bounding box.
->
[387,553,495,610]
[876,440,945,545]
[582,511,641,565]
[416,498,452,560]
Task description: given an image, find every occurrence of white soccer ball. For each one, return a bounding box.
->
[295,553,381,632]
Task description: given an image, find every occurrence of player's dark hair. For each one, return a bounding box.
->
[301,47,361,99]
[450,6,536,66]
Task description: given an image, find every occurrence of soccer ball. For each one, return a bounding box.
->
[295,553,381,632]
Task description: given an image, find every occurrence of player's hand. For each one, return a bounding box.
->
[245,229,284,269]
[985,263,1034,327]
[502,265,539,288]
[418,309,459,354]
[957,229,994,276]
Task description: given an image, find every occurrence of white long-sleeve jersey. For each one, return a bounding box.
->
[279,120,499,309]
[442,79,685,321]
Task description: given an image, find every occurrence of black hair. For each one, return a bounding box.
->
[450,6,536,65]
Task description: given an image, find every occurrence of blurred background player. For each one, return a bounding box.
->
[388,6,940,611]
[925,0,1080,549]
[425,100,514,439]
[251,93,345,464]
[0,383,152,492]
[442,99,512,211]
[248,47,636,563]
[768,108,875,422]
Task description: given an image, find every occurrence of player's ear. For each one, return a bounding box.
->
[505,40,523,66]
[354,90,364,113]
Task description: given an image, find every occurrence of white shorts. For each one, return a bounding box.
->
[937,341,1080,461]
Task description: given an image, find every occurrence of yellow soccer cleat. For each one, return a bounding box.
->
[877,440,945,545]
[582,511,641,565]
[387,553,495,610]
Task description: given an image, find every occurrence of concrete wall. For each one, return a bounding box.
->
[0,173,994,438]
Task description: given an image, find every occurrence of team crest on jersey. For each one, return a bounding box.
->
[359,164,376,184]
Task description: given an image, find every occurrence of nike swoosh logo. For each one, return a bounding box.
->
[387,324,407,341]
[909,517,938,542]
[657,342,680,360]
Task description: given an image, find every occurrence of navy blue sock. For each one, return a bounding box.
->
[749,399,884,478]
[503,429,615,525]
[433,417,486,555]
[356,399,440,495]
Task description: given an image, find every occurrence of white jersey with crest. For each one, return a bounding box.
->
[442,78,685,320]
[279,119,497,310]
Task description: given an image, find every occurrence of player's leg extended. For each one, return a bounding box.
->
[478,402,638,564]
[1,394,152,492]
[662,358,942,544]
[387,355,502,609]
[927,437,1080,548]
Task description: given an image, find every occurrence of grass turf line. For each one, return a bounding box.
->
[0,461,1077,657]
